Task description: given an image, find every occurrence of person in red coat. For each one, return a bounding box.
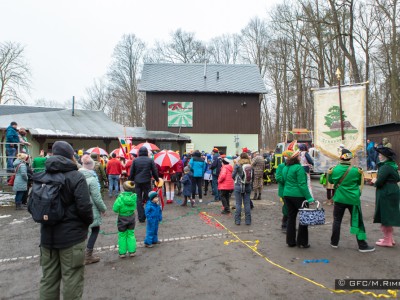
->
[161,164,178,204]
[175,159,184,195]
[106,153,122,198]
[218,158,234,214]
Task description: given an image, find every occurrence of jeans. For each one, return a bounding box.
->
[285,196,308,247]
[108,175,119,197]
[135,182,151,222]
[331,202,368,248]
[234,184,251,224]
[212,175,220,200]
[87,226,100,250]
[6,147,16,172]
[15,191,27,205]
[39,241,85,300]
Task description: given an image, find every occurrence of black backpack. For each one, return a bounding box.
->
[28,172,66,225]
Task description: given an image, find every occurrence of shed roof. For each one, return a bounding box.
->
[0,107,190,141]
[139,63,267,94]
[0,104,64,116]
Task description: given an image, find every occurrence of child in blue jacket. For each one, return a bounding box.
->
[180,166,194,207]
[144,191,162,248]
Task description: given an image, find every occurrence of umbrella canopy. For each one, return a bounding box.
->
[87,147,109,156]
[110,148,126,158]
[129,148,138,156]
[153,150,180,167]
[134,142,160,152]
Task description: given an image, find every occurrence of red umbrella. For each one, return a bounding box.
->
[87,147,109,156]
[134,142,160,152]
[153,150,180,167]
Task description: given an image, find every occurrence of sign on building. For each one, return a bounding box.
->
[168,102,193,127]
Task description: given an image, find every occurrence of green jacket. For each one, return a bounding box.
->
[113,192,137,217]
[328,162,362,205]
[282,163,312,201]
[275,163,285,198]
[79,169,107,228]
[373,160,400,226]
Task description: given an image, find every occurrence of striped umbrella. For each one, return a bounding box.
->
[87,147,109,156]
[153,150,180,167]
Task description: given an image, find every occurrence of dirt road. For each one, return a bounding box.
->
[0,179,398,299]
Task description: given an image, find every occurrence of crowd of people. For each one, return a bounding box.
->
[3,120,400,299]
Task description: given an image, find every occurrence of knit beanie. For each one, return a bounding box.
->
[148,191,158,200]
[123,181,135,192]
[52,141,74,159]
[81,154,94,170]
[183,166,190,173]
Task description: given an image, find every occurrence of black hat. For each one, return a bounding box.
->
[52,141,74,159]
[10,121,17,126]
[340,149,353,161]
[375,146,396,159]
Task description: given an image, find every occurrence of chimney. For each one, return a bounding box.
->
[72,96,75,116]
[203,62,207,79]
[217,71,219,80]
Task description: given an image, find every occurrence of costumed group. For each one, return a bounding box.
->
[4,120,400,299]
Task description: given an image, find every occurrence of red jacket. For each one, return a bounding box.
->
[125,159,133,176]
[106,158,122,175]
[218,164,234,190]
[175,160,184,173]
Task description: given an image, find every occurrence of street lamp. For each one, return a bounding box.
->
[335,68,345,141]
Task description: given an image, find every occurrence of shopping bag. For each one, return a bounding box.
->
[299,201,325,226]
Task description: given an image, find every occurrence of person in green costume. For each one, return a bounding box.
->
[275,150,293,233]
[113,181,137,258]
[328,148,375,252]
[372,146,400,247]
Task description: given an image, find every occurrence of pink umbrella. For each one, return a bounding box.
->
[87,147,109,156]
[134,142,160,152]
[153,150,180,167]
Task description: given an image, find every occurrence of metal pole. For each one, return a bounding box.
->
[337,78,345,141]
[72,96,75,116]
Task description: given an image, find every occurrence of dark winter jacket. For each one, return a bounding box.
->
[181,173,192,197]
[6,125,19,149]
[210,154,222,176]
[128,146,159,184]
[40,155,93,249]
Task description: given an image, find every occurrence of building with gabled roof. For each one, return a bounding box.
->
[140,63,267,155]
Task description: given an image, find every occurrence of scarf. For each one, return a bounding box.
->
[350,205,367,240]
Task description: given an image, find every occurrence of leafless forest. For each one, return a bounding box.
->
[1,0,399,149]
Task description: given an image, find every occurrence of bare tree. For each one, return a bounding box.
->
[33,98,65,108]
[108,34,146,127]
[149,29,206,63]
[0,41,31,104]
[208,34,240,64]
[81,78,113,111]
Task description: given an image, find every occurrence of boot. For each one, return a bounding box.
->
[376,226,393,247]
[85,249,100,265]
[257,193,261,200]
[180,199,187,206]
[252,193,258,200]
[191,199,195,207]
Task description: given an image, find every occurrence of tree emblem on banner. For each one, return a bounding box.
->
[167,102,193,127]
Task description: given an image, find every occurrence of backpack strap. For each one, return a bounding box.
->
[335,166,351,189]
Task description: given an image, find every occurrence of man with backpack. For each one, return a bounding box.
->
[35,141,93,300]
[232,152,253,225]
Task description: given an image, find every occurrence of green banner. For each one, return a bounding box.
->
[167,102,193,127]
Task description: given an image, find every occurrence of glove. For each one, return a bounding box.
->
[307,198,315,204]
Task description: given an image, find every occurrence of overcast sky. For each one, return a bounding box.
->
[3,0,279,106]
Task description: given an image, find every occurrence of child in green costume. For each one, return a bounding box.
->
[113,181,137,258]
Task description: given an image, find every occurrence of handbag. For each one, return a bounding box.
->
[170,173,179,183]
[7,164,20,186]
[319,173,327,185]
[299,200,325,226]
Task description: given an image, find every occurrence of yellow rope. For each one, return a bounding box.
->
[201,212,397,299]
